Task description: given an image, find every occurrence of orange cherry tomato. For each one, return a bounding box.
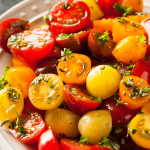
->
[57,53,91,85]
[119,75,150,110]
[113,36,147,65]
[6,67,36,98]
[112,17,146,43]
[128,14,150,23]
[12,57,38,70]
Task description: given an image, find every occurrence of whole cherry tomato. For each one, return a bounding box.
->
[9,111,47,144]
[63,84,101,115]
[0,18,30,54]
[48,45,61,58]
[38,128,61,150]
[7,29,55,62]
[47,0,91,35]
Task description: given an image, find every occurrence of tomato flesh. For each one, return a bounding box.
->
[48,0,91,35]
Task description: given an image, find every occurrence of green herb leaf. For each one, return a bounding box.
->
[97,30,109,47]
[131,129,137,135]
[79,136,90,144]
[43,15,48,22]
[48,83,53,88]
[138,35,146,43]
[97,95,102,103]
[12,107,21,126]
[57,33,74,39]
[61,48,72,57]
[126,65,135,69]
[0,119,11,127]
[61,2,72,10]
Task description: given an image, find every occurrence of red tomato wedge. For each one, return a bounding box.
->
[7,29,55,62]
[63,84,101,115]
[9,111,47,144]
[0,18,30,54]
[48,0,91,35]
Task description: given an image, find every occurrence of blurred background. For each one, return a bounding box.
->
[0,0,22,15]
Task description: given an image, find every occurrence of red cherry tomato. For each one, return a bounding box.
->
[38,128,61,150]
[100,97,140,127]
[0,18,30,54]
[9,111,47,144]
[90,145,112,150]
[48,0,91,35]
[7,29,55,62]
[63,84,101,115]
[48,45,61,58]
[60,138,92,150]
[131,59,150,85]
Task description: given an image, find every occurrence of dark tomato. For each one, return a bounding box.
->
[7,29,55,62]
[90,57,101,67]
[38,128,61,150]
[60,139,92,150]
[35,57,58,76]
[131,59,150,85]
[22,97,46,117]
[99,97,140,127]
[90,145,112,150]
[63,84,101,115]
[48,45,61,58]
[9,111,47,144]
[0,18,30,54]
[48,0,90,35]
[88,28,116,61]
[56,30,90,53]
[82,20,93,30]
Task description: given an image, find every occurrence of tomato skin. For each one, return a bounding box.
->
[63,84,101,115]
[60,138,92,150]
[90,145,112,150]
[130,59,150,85]
[48,45,61,58]
[8,29,55,62]
[100,97,140,127]
[48,0,91,35]
[88,29,116,61]
[56,30,90,53]
[38,128,61,150]
[0,18,30,54]
[9,111,47,144]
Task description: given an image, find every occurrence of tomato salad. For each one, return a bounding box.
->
[1,0,150,149]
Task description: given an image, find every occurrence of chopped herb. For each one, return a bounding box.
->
[124,70,131,76]
[48,83,53,88]
[44,77,50,83]
[79,136,90,144]
[130,60,133,63]
[122,81,133,89]
[131,129,137,135]
[22,118,27,123]
[50,16,54,22]
[61,48,72,57]
[7,88,21,102]
[97,95,102,103]
[22,42,27,46]
[54,94,60,99]
[58,68,65,72]
[143,101,147,104]
[111,93,125,106]
[47,96,53,100]
[113,3,132,17]
[144,129,148,133]
[97,30,109,47]
[28,44,33,48]
[26,109,31,114]
[138,35,146,43]
[0,119,11,127]
[62,57,66,61]
[61,2,72,10]
[138,112,144,114]
[57,33,73,39]
[83,62,86,70]
[30,82,35,86]
[46,101,51,104]
[126,65,135,69]
[43,15,48,22]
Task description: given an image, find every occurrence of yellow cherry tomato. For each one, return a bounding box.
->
[0,87,24,122]
[29,74,64,110]
[45,108,81,138]
[129,112,150,149]
[81,0,104,21]
[113,36,147,65]
[86,65,121,100]
[78,110,112,144]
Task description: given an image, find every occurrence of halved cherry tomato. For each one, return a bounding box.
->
[90,145,112,150]
[57,53,91,85]
[0,18,30,54]
[63,84,101,115]
[6,66,36,98]
[88,29,116,61]
[12,57,38,71]
[60,138,92,150]
[7,29,55,62]
[48,0,91,35]
[128,14,150,23]
[119,75,150,110]
[9,111,47,144]
[56,30,90,53]
[35,57,58,76]
[38,128,61,150]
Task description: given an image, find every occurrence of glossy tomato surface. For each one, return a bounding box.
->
[7,29,55,62]
[48,0,91,35]
[0,18,30,54]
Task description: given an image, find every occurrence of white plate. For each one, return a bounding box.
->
[0,0,150,149]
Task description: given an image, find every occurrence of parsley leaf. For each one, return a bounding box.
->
[113,3,132,17]
[61,48,72,57]
[43,15,48,22]
[138,35,146,43]
[97,30,109,47]
[57,33,74,39]
[79,136,90,144]
[97,95,102,103]
[61,2,72,10]
[48,83,53,88]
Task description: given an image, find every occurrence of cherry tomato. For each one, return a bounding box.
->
[38,128,61,150]
[100,97,140,127]
[128,14,150,23]
[7,29,55,62]
[29,74,64,110]
[131,59,150,85]
[0,18,30,54]
[90,145,112,150]
[57,53,91,85]
[88,29,116,61]
[56,30,90,53]
[45,108,81,138]
[6,66,36,98]
[9,111,47,144]
[48,45,61,58]
[63,84,101,115]
[35,57,58,76]
[47,0,90,35]
[60,138,92,150]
